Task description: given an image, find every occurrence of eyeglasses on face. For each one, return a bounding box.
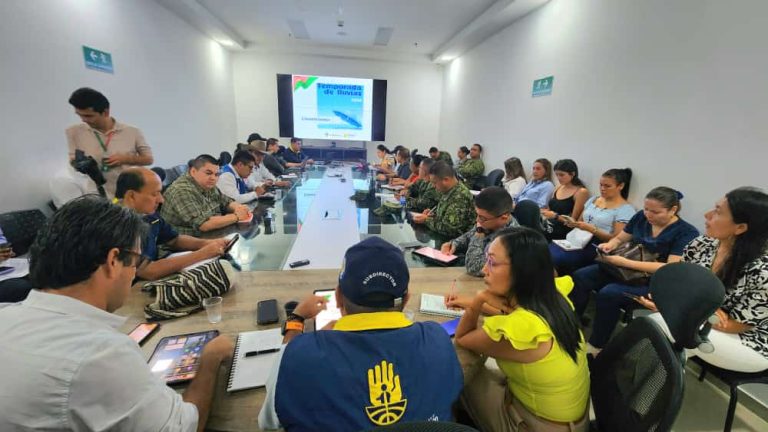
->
[476,212,506,223]
[484,253,510,272]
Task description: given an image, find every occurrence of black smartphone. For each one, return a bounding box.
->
[128,322,160,345]
[622,292,640,301]
[224,235,239,253]
[257,299,279,325]
[289,259,310,268]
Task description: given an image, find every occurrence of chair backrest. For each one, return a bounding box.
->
[219,151,232,166]
[486,169,504,187]
[590,316,685,432]
[163,164,189,189]
[365,421,479,431]
[150,166,166,182]
[512,200,544,233]
[0,209,47,255]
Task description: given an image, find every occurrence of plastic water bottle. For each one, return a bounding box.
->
[399,195,407,223]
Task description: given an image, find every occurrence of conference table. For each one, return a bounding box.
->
[204,162,461,271]
[117,267,485,432]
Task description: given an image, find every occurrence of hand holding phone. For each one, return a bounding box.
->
[224,235,239,253]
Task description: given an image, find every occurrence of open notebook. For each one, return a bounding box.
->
[227,328,283,392]
[419,293,464,318]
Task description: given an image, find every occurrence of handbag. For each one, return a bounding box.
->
[595,242,659,285]
[142,259,236,320]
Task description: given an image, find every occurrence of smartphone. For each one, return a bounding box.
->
[257,299,279,325]
[224,235,239,253]
[128,322,160,345]
[289,259,310,268]
[561,215,576,224]
[622,292,640,301]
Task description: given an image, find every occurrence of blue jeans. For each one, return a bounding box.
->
[549,242,597,276]
[570,264,650,348]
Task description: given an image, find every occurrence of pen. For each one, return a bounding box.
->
[245,348,280,357]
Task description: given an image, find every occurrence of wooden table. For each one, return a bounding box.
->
[117,267,485,432]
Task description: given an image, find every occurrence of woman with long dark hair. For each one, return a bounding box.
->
[643,187,768,372]
[541,159,590,240]
[447,227,589,431]
[373,144,395,175]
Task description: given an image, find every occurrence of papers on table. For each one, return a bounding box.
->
[0,258,29,282]
[420,293,464,318]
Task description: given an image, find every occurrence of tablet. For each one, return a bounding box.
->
[413,247,459,265]
[147,330,219,385]
[314,289,341,331]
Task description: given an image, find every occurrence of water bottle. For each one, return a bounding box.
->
[399,195,407,222]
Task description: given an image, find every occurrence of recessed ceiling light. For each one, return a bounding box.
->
[337,31,347,36]
[218,39,235,47]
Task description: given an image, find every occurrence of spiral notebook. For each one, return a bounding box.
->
[226,328,283,392]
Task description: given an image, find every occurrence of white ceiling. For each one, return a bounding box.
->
[158,0,549,63]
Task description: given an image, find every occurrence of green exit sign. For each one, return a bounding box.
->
[83,46,113,74]
[532,76,554,97]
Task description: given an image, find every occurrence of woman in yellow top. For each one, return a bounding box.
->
[447,227,590,431]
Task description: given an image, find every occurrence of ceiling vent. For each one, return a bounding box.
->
[287,19,311,40]
[373,27,394,46]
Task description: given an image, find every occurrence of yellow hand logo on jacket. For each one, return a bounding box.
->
[365,360,408,426]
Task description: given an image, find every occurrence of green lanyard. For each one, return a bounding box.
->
[93,130,114,152]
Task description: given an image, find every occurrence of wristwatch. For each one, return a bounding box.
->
[281,313,305,335]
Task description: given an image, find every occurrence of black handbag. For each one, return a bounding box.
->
[595,243,659,286]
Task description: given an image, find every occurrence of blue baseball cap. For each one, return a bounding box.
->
[338,237,409,308]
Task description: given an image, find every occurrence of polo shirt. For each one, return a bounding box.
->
[65,119,153,197]
[282,147,307,164]
[0,291,197,431]
[623,211,699,260]
[258,312,463,431]
[143,213,179,261]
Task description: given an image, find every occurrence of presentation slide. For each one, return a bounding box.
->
[277,74,387,141]
[292,75,373,141]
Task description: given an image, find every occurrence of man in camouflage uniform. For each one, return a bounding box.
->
[411,162,475,238]
[441,187,519,277]
[404,158,440,212]
[456,143,485,189]
[428,147,453,166]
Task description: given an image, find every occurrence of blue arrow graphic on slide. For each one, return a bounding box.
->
[333,110,362,129]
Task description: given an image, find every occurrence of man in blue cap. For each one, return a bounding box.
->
[258,237,463,431]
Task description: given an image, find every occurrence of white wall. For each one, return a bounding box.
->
[439,0,768,229]
[232,52,443,162]
[0,0,237,213]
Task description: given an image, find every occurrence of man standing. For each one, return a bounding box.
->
[259,237,462,431]
[66,88,153,197]
[412,162,476,238]
[0,196,233,431]
[428,146,453,166]
[115,168,231,281]
[161,154,250,235]
[282,137,314,167]
[217,150,265,203]
[456,143,485,189]
[441,187,519,276]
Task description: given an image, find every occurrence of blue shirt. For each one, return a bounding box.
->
[261,312,463,432]
[582,196,636,234]
[282,147,307,164]
[515,180,555,208]
[396,162,411,180]
[623,211,699,261]
[143,213,179,261]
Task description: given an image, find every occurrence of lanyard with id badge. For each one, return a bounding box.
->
[94,131,115,172]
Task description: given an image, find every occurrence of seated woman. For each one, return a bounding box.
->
[641,187,768,373]
[390,154,422,187]
[549,168,635,275]
[570,186,699,354]
[455,146,470,168]
[373,144,395,175]
[502,157,527,200]
[447,227,589,432]
[541,159,590,240]
[514,158,555,209]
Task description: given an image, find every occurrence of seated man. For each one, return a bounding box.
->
[412,161,476,238]
[428,146,453,166]
[263,138,286,176]
[282,137,314,167]
[246,141,291,188]
[116,168,231,281]
[0,195,233,431]
[258,237,463,431]
[0,228,33,302]
[161,154,250,235]
[217,150,266,203]
[441,187,519,277]
[456,143,485,189]
[401,157,439,212]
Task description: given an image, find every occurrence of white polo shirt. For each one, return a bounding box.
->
[0,290,198,431]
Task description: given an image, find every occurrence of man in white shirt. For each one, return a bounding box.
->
[217,150,266,203]
[0,196,234,431]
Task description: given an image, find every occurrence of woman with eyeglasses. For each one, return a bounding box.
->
[445,227,589,432]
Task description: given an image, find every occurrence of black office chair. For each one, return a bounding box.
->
[219,151,232,166]
[150,166,166,182]
[512,200,547,234]
[365,421,478,431]
[590,263,725,432]
[486,169,504,187]
[0,209,47,255]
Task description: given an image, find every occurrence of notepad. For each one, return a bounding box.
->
[227,328,283,392]
[420,293,464,318]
